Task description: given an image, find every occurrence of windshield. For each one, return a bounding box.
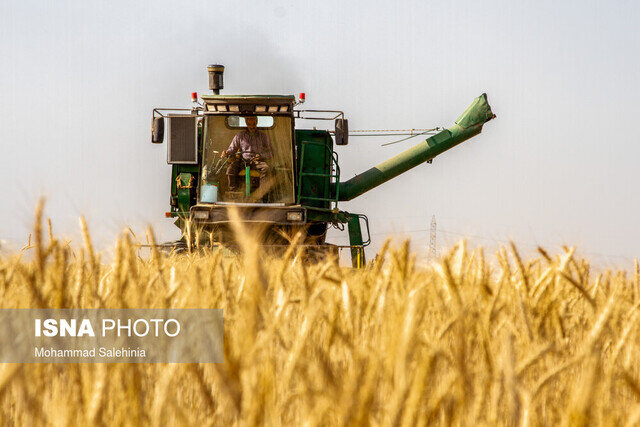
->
[201,115,295,204]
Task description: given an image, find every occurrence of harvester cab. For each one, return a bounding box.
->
[150,64,495,267]
[201,99,296,203]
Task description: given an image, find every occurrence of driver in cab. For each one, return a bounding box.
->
[221,115,273,191]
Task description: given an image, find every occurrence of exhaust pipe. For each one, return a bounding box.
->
[207,64,224,94]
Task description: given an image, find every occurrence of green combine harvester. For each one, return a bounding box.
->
[151,65,495,267]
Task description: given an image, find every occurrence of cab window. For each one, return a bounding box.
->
[201,114,294,204]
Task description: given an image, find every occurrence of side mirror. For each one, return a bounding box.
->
[335,118,349,146]
[151,117,164,143]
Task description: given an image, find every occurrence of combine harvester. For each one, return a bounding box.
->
[150,65,495,267]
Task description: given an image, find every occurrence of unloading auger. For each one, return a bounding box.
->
[333,94,495,201]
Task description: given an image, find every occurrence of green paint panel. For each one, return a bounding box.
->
[347,215,365,268]
[295,130,334,209]
[170,165,199,215]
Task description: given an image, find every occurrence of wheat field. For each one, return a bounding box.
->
[1,205,640,426]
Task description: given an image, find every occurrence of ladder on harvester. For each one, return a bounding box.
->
[296,140,340,211]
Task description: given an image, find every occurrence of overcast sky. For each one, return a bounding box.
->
[1,0,638,266]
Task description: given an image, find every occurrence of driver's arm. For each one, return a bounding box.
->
[223,134,240,157]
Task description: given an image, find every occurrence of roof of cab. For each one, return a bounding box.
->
[200,95,295,101]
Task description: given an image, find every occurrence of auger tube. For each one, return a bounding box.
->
[333,93,495,201]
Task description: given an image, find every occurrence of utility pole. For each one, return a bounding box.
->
[429,215,437,260]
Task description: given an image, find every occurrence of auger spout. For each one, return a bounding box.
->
[333,93,495,201]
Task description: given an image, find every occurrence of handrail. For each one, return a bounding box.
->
[297,140,341,210]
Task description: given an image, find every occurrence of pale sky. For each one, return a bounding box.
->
[1,0,639,266]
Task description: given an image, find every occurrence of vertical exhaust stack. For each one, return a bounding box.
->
[207,64,225,94]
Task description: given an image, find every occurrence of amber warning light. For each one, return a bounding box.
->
[191,92,198,102]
